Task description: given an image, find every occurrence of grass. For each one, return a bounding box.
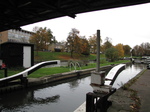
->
[0,60,130,78]
[28,67,70,78]
[34,51,103,63]
[0,68,24,78]
[34,51,69,62]
[0,51,130,78]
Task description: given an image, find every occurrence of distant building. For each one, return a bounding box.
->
[90,45,97,54]
[0,29,32,44]
[48,42,65,52]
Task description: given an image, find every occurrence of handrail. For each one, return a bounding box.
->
[0,60,60,84]
[69,61,81,72]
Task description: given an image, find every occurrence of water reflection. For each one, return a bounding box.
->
[0,89,60,111]
[0,63,146,112]
[113,63,146,88]
[68,80,81,89]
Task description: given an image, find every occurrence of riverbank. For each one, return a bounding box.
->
[108,68,147,112]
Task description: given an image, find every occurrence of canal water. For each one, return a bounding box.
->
[0,63,146,112]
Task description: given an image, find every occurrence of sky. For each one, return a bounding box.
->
[21,3,150,48]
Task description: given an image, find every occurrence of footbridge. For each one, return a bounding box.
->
[0,60,60,86]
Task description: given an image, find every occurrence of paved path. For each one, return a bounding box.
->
[130,69,150,112]
[108,69,150,112]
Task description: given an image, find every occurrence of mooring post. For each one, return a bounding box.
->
[21,72,28,87]
[4,68,7,77]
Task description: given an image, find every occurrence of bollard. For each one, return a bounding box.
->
[86,88,116,112]
[86,92,95,112]
[4,68,7,77]
[21,72,28,87]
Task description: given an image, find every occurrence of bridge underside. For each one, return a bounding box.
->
[0,0,150,32]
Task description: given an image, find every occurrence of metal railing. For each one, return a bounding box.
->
[69,61,81,72]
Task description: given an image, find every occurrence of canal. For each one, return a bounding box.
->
[0,63,146,112]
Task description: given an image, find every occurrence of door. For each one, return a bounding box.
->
[23,46,31,68]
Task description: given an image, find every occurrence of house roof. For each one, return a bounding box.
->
[0,0,150,32]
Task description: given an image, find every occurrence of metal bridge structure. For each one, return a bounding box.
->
[0,0,150,32]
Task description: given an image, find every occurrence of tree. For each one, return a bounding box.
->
[88,33,102,54]
[88,34,97,53]
[105,47,119,62]
[66,28,80,57]
[140,42,150,56]
[133,45,144,56]
[66,28,90,57]
[103,37,113,52]
[29,26,54,54]
[123,45,131,56]
[80,36,90,55]
[115,43,124,58]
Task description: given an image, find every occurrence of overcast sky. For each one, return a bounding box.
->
[21,3,150,48]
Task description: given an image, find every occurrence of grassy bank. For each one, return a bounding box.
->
[0,60,129,78]
[0,51,130,78]
[34,51,102,62]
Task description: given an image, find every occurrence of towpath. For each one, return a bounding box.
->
[108,69,150,112]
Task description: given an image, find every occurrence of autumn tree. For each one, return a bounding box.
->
[88,33,102,54]
[115,43,124,58]
[66,28,90,57]
[80,36,90,55]
[66,28,80,57]
[88,34,97,53]
[29,26,54,54]
[123,45,131,56]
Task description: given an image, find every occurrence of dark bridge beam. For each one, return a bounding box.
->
[0,0,150,32]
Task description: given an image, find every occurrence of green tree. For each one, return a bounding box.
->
[103,37,113,52]
[105,47,119,62]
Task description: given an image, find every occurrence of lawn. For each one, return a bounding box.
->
[0,51,130,78]
[34,51,98,63]
[0,60,129,78]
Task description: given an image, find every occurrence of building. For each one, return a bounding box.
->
[0,42,34,68]
[48,42,65,52]
[0,29,32,44]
